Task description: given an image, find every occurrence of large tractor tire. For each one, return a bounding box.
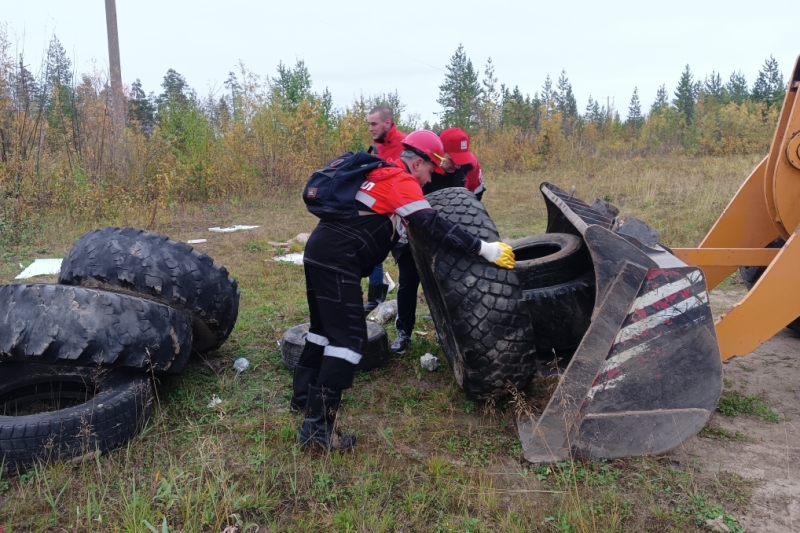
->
[280,322,390,371]
[508,233,590,290]
[0,363,152,472]
[739,237,800,333]
[59,227,239,353]
[0,284,192,375]
[408,188,537,399]
[522,271,596,368]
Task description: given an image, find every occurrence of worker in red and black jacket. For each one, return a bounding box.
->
[291,130,515,451]
[390,127,486,354]
[363,105,408,311]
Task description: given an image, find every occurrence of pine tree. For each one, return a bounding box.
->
[752,55,785,107]
[585,95,595,122]
[43,35,74,129]
[555,69,578,135]
[627,87,642,130]
[541,74,554,116]
[158,68,192,110]
[704,71,723,101]
[271,60,312,112]
[479,58,500,131]
[224,71,242,120]
[437,44,482,130]
[651,84,668,113]
[673,65,697,123]
[128,78,155,135]
[726,71,748,104]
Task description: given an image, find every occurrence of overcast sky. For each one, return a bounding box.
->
[3,0,798,123]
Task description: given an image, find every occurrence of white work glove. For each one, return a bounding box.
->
[478,241,516,269]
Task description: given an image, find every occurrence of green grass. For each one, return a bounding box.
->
[0,158,759,531]
[716,390,780,422]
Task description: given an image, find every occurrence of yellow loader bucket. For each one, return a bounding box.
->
[518,183,723,463]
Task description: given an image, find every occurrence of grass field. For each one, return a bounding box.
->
[0,155,763,532]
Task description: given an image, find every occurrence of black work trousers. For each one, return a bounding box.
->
[393,245,421,336]
[297,263,366,391]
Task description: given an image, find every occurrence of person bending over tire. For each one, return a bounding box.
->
[391,127,487,353]
[293,130,515,451]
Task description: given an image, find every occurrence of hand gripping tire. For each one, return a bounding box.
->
[0,363,152,472]
[0,284,193,375]
[58,227,240,353]
[280,322,390,371]
[407,188,537,399]
[508,233,590,290]
[738,237,800,333]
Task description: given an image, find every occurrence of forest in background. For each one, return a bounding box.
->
[0,25,789,244]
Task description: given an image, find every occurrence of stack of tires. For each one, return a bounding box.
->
[408,188,595,399]
[0,228,239,471]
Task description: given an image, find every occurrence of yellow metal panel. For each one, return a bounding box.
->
[715,229,800,360]
[765,55,800,238]
[696,157,779,289]
[672,248,780,267]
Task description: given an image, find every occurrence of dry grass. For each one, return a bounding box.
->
[0,155,758,532]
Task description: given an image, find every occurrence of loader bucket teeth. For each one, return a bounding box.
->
[519,183,723,464]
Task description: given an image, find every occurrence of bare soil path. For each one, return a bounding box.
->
[676,285,800,532]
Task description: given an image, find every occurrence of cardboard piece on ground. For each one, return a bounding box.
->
[187,239,207,244]
[208,225,260,233]
[273,252,304,265]
[15,258,64,279]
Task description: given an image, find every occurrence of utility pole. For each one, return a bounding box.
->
[105,0,125,152]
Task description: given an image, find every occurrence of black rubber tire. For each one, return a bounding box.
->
[408,188,537,400]
[0,284,193,375]
[508,233,591,290]
[0,363,152,472]
[280,322,390,371]
[739,237,800,333]
[58,227,239,353]
[522,271,596,366]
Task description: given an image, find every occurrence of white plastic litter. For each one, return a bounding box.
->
[208,225,260,233]
[367,299,397,325]
[420,353,440,371]
[273,253,304,265]
[187,239,207,244]
[233,358,250,372]
[207,394,223,408]
[384,271,396,292]
[15,258,64,280]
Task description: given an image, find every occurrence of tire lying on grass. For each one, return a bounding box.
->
[739,237,800,333]
[280,322,390,371]
[522,271,596,368]
[0,363,152,472]
[407,188,537,399]
[508,233,590,290]
[59,227,240,353]
[0,284,192,375]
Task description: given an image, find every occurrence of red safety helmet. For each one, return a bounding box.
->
[402,130,446,174]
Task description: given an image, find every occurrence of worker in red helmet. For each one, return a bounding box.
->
[390,127,486,353]
[363,106,408,312]
[292,130,515,451]
[439,127,485,200]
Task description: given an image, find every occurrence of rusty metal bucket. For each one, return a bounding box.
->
[518,183,723,463]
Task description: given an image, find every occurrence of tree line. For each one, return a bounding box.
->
[0,28,787,242]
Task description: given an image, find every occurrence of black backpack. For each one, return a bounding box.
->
[303,151,391,219]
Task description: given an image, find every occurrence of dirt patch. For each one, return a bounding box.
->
[672,285,800,532]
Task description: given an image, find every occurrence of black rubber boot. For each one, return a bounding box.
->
[364,283,389,313]
[289,364,318,413]
[298,385,356,451]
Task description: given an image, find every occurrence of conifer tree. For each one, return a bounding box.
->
[271,60,312,112]
[704,71,723,101]
[541,74,554,116]
[726,71,748,104]
[673,65,697,123]
[437,44,482,130]
[651,84,668,113]
[752,55,785,107]
[479,58,500,131]
[627,87,642,130]
[555,69,578,134]
[128,79,155,135]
